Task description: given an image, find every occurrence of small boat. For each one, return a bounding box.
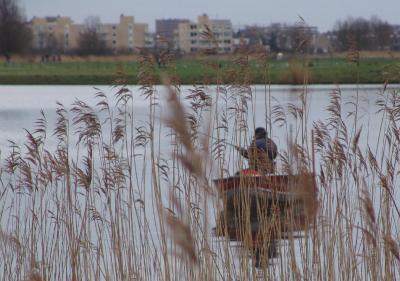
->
[213,170,318,265]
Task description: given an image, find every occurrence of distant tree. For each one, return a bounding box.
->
[333,16,393,51]
[334,17,370,51]
[268,32,279,52]
[286,24,314,53]
[0,0,32,55]
[77,16,110,55]
[369,16,393,50]
[33,29,61,54]
[46,33,60,53]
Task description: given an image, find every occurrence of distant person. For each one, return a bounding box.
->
[235,127,278,174]
[41,54,50,63]
[4,53,11,65]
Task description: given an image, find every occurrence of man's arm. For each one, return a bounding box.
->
[235,145,249,159]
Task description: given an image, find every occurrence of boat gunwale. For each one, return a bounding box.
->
[213,173,317,194]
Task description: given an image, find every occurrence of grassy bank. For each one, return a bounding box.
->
[0,56,399,85]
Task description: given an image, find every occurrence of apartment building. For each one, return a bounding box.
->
[236,23,319,53]
[29,15,150,53]
[30,16,80,52]
[133,23,153,49]
[175,14,233,54]
[155,18,189,48]
[100,15,151,52]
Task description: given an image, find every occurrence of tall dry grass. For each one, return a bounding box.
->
[0,34,400,281]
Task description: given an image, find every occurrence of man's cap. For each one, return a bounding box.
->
[255,127,267,137]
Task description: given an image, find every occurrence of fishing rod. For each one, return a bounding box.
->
[196,131,238,148]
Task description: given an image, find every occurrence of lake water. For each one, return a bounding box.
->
[0,83,388,188]
[0,84,389,155]
[0,84,398,280]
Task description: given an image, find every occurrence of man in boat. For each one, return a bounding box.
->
[235,127,278,174]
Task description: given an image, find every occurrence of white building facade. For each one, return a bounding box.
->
[175,14,233,54]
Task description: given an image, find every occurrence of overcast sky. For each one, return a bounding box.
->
[20,0,399,32]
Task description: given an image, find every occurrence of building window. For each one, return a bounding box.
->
[190,32,197,37]
[112,40,116,45]
[190,24,197,29]
[191,40,197,44]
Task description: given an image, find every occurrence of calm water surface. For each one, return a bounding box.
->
[0,84,389,154]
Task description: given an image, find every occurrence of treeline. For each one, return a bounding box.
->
[237,17,399,54]
[332,16,395,51]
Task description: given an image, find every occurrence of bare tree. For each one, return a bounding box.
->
[333,16,393,51]
[369,16,393,50]
[33,29,61,54]
[0,0,32,55]
[77,16,110,55]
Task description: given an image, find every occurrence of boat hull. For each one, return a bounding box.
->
[214,173,317,244]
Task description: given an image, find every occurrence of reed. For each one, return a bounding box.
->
[0,38,399,281]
